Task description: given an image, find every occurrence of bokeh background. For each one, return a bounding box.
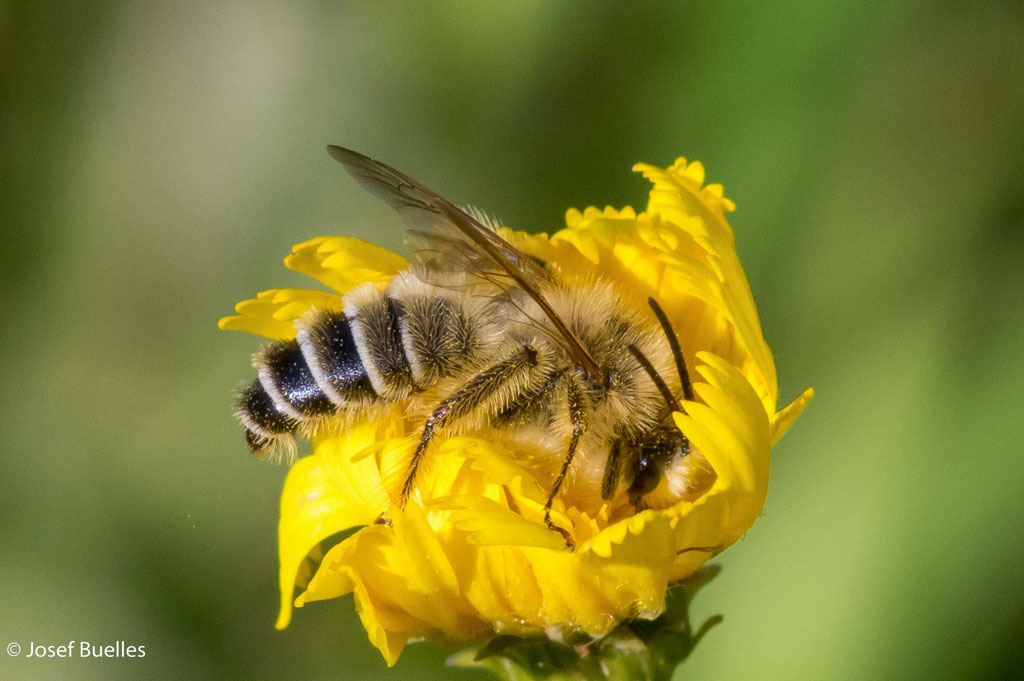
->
[2,1,1022,679]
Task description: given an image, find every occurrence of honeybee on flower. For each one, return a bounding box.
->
[219,147,812,667]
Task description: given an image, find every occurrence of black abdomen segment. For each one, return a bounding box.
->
[235,284,482,455]
[235,377,299,452]
[258,341,336,419]
[237,310,379,455]
[236,289,407,454]
[297,311,377,408]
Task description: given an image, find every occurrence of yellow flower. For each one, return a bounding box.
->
[219,157,813,666]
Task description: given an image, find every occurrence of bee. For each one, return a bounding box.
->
[234,146,701,545]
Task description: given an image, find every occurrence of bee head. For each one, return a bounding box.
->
[626,423,690,506]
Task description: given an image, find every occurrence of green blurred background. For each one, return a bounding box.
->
[2,1,1022,679]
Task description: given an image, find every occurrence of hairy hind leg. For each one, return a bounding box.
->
[397,344,541,507]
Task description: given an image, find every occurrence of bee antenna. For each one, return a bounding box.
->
[627,344,681,412]
[647,298,694,402]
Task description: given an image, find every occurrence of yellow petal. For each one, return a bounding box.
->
[674,353,769,496]
[439,495,566,550]
[458,545,544,634]
[284,236,407,294]
[516,548,617,632]
[634,161,777,412]
[298,527,427,666]
[390,501,462,597]
[275,418,393,630]
[579,510,676,619]
[296,504,489,663]
[771,387,815,445]
[668,353,773,564]
[446,436,548,500]
[667,493,737,580]
[218,288,342,340]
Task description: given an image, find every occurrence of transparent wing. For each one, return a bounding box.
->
[327,145,601,377]
[326,145,543,281]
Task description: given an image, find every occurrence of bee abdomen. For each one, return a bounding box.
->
[297,310,378,408]
[235,377,299,454]
[235,277,492,455]
[257,341,336,419]
[396,295,472,385]
[344,283,415,400]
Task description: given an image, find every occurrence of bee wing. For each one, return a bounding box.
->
[327,145,602,377]
[326,145,543,282]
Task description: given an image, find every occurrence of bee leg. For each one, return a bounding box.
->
[543,373,589,551]
[600,439,623,501]
[398,345,541,507]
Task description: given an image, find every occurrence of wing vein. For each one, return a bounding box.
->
[326,145,603,378]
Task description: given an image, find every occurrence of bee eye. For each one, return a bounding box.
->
[627,463,661,498]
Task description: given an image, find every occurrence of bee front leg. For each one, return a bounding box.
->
[543,372,589,551]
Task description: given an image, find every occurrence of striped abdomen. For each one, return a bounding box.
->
[235,274,486,455]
